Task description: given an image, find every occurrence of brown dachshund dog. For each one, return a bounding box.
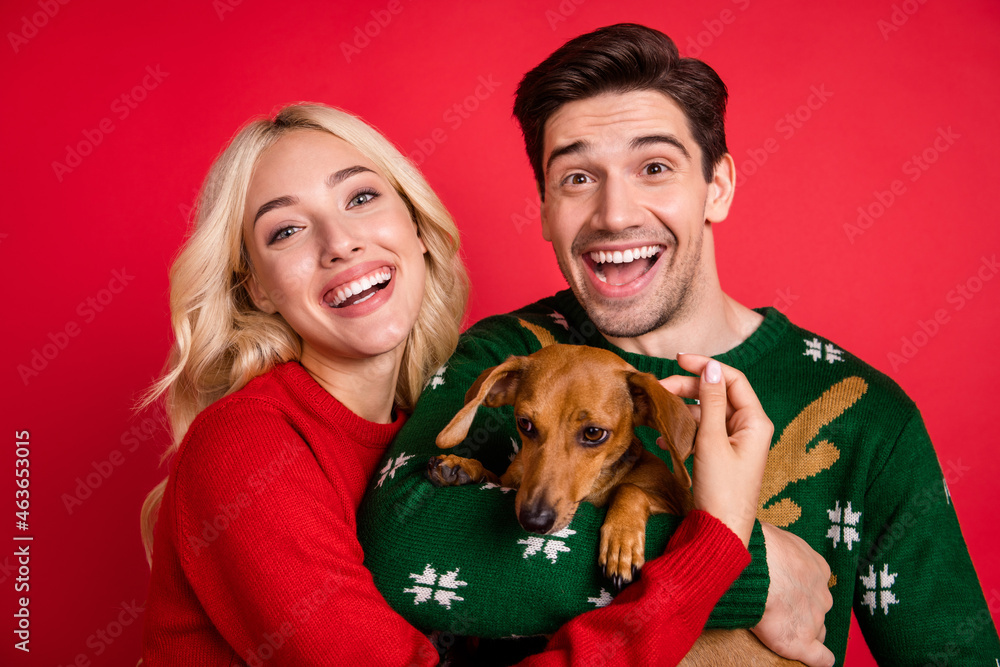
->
[426,344,804,666]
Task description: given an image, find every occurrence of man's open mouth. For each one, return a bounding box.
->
[323,268,392,308]
[587,245,663,286]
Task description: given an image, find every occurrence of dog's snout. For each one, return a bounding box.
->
[519,501,557,534]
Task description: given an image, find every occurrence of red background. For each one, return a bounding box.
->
[3,1,999,665]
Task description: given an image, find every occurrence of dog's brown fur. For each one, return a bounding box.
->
[427,344,803,666]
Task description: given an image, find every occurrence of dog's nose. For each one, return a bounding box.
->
[519,503,557,534]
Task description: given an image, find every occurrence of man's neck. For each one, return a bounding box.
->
[605,291,763,360]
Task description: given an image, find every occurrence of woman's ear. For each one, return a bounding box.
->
[705,153,736,224]
[246,273,278,314]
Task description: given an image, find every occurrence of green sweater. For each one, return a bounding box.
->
[358,290,1000,664]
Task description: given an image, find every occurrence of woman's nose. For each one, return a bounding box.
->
[317,218,363,263]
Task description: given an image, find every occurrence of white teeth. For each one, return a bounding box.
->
[327,268,393,307]
[588,245,662,265]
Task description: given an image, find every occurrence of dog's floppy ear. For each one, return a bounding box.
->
[627,371,697,489]
[436,356,529,449]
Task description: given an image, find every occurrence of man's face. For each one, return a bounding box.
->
[540,89,733,339]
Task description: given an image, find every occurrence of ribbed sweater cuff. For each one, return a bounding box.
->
[701,517,766,627]
[642,510,751,633]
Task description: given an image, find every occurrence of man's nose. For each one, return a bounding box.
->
[591,176,643,233]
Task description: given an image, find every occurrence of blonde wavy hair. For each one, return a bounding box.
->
[139,103,469,562]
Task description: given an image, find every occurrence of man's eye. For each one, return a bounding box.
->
[565,173,591,185]
[644,162,669,175]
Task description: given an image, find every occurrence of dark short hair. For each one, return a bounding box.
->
[513,23,729,192]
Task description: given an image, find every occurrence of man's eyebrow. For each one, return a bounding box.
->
[630,134,691,159]
[327,165,375,187]
[253,195,298,226]
[253,166,375,226]
[545,140,587,174]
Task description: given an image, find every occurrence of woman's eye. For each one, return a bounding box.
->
[516,416,536,436]
[348,188,380,208]
[580,427,609,446]
[268,226,300,245]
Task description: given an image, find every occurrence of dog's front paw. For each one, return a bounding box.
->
[425,455,500,487]
[599,522,646,593]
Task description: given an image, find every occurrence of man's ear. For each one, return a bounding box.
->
[705,153,736,224]
[539,182,552,242]
[246,273,278,314]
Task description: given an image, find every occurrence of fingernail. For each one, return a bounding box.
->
[705,359,722,384]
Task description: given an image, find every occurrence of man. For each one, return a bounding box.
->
[359,23,999,665]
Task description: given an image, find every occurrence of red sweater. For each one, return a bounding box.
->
[142,361,750,666]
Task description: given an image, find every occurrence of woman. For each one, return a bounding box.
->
[140,103,772,666]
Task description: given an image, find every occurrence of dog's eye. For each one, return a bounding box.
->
[516,416,536,436]
[580,427,609,446]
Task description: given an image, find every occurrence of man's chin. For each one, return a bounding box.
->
[574,288,669,339]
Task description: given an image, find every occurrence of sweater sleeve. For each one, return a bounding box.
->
[358,319,767,637]
[854,410,1000,664]
[170,401,440,667]
[522,510,751,667]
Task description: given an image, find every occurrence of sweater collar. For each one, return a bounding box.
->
[272,361,405,448]
[552,290,788,378]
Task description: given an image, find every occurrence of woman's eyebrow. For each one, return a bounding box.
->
[252,166,376,226]
[253,195,298,226]
[327,165,375,187]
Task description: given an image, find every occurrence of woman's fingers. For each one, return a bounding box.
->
[694,360,728,453]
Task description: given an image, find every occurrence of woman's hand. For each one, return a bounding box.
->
[659,354,772,547]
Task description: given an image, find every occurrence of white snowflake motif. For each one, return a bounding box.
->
[403,564,468,609]
[548,311,569,330]
[429,365,447,389]
[803,337,844,363]
[480,482,514,494]
[509,437,520,463]
[518,527,576,563]
[944,478,952,505]
[860,563,899,615]
[826,501,861,550]
[824,343,844,363]
[587,588,613,608]
[376,452,414,488]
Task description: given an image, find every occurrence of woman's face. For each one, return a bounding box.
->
[243,129,427,364]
